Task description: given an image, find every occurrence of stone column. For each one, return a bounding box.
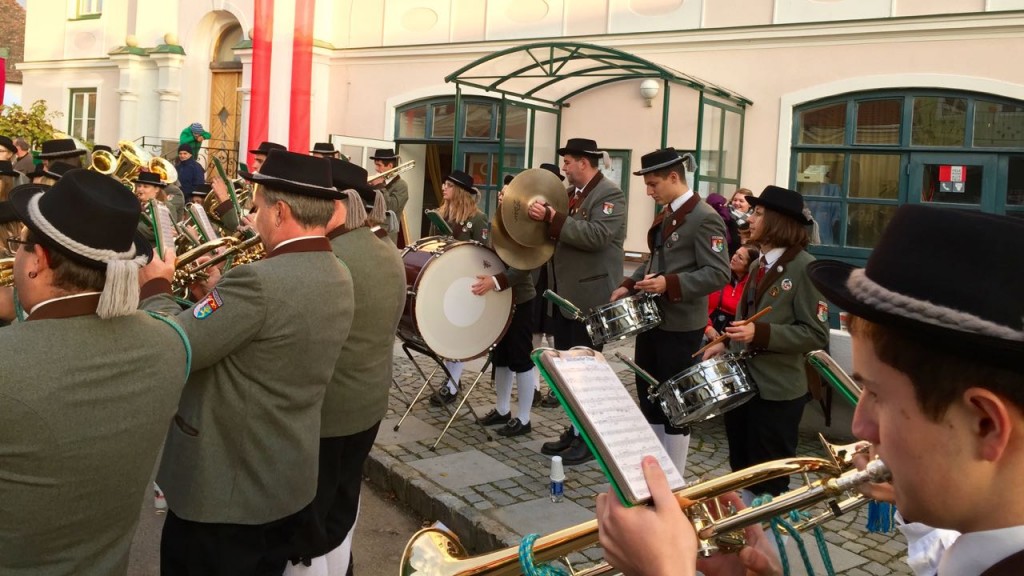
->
[108,42,150,143]
[149,48,186,141]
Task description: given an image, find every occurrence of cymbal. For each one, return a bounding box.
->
[500,168,568,248]
[491,205,554,270]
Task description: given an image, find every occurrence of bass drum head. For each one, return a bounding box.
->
[413,242,513,361]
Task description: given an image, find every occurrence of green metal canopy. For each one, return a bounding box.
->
[445,41,751,108]
[442,41,751,208]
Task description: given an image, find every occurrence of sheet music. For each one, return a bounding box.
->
[547,352,685,504]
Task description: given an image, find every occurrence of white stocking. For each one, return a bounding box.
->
[516,367,538,424]
[443,360,462,393]
[494,366,513,415]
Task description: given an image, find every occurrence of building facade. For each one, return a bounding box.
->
[18,0,1024,259]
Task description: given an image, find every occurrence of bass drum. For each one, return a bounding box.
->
[398,236,513,361]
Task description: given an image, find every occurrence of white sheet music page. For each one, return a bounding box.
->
[550,354,685,503]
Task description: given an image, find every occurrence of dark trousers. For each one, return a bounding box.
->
[552,311,602,352]
[161,509,300,576]
[723,393,809,496]
[289,422,381,565]
[634,327,703,434]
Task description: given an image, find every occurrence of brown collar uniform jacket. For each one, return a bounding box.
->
[141,237,355,524]
[732,247,830,401]
[324,225,407,437]
[0,296,189,575]
[547,172,627,317]
[622,195,730,332]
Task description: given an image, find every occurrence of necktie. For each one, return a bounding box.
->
[756,256,767,286]
[568,188,584,215]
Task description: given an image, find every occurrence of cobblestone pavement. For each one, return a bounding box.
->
[369,337,912,576]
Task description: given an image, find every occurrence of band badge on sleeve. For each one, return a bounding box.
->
[816,300,829,322]
[194,289,224,319]
[602,202,614,215]
[711,236,725,253]
[481,227,489,241]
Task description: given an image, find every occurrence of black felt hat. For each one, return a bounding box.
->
[193,182,213,195]
[445,170,478,195]
[633,147,686,176]
[10,171,151,270]
[328,158,373,201]
[242,149,343,200]
[0,160,19,178]
[42,161,76,181]
[133,171,167,187]
[369,148,399,161]
[748,186,812,224]
[92,144,113,154]
[310,142,338,155]
[0,136,16,154]
[808,205,1024,371]
[557,138,602,158]
[38,138,86,159]
[249,141,287,156]
[539,163,564,181]
[0,200,17,224]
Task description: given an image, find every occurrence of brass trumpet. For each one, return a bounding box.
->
[1,258,13,287]
[368,160,415,186]
[173,237,239,290]
[402,452,889,576]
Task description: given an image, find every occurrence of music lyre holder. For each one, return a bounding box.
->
[393,335,494,449]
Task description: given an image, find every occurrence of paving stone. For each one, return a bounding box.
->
[409,450,522,490]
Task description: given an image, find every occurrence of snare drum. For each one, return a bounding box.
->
[649,353,756,427]
[398,236,513,361]
[584,293,662,346]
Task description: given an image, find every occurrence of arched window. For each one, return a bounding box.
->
[792,89,1024,263]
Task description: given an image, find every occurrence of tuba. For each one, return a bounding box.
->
[88,149,117,175]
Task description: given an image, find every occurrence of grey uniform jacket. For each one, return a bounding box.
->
[731,247,830,401]
[432,210,489,243]
[323,225,407,437]
[548,172,626,317]
[385,177,409,244]
[141,237,354,524]
[624,196,730,332]
[0,296,188,576]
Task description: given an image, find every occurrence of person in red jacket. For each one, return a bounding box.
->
[704,244,759,342]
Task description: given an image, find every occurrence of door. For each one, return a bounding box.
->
[907,153,999,212]
[208,70,242,178]
[461,144,525,218]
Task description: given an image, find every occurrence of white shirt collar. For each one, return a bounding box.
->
[272,235,323,251]
[668,189,693,213]
[762,247,786,269]
[27,292,102,317]
[895,511,960,576]
[938,525,1024,576]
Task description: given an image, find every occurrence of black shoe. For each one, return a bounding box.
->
[532,393,542,408]
[559,437,595,466]
[497,418,532,437]
[541,426,575,455]
[429,387,458,406]
[478,408,512,426]
[540,392,561,408]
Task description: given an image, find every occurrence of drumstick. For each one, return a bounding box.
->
[691,305,773,358]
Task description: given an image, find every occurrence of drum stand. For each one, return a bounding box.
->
[393,337,495,448]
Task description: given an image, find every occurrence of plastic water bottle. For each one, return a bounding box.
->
[550,456,565,503]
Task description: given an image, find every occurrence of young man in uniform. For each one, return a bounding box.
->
[369,148,409,246]
[610,148,730,475]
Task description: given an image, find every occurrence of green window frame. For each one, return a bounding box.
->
[792,89,1024,263]
[72,0,102,19]
[696,96,744,198]
[68,88,97,144]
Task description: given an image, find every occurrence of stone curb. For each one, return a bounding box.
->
[364,445,521,554]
